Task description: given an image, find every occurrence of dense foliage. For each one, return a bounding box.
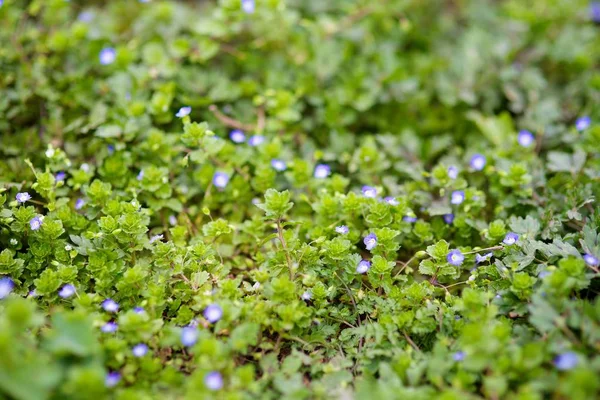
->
[1,0,600,399]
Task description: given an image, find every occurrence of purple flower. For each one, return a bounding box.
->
[132,343,148,357]
[29,217,42,231]
[101,322,118,333]
[314,164,331,179]
[169,215,177,226]
[553,352,579,371]
[229,129,246,143]
[176,106,191,118]
[107,145,115,154]
[364,233,377,251]
[16,192,31,203]
[453,351,465,362]
[105,371,121,388]
[583,253,599,267]
[99,47,116,65]
[517,130,535,147]
[384,196,399,206]
[59,284,76,298]
[362,186,377,198]
[447,166,458,179]
[475,252,492,264]
[212,172,230,188]
[503,232,519,245]
[133,306,145,314]
[470,154,486,171]
[137,170,144,181]
[203,304,223,323]
[271,159,286,171]
[592,2,600,22]
[301,291,312,301]
[241,0,255,14]
[451,190,465,205]
[149,234,164,244]
[575,116,591,131]
[248,135,265,146]
[0,277,14,299]
[55,171,66,181]
[204,371,224,391]
[75,198,85,210]
[356,260,371,274]
[78,11,94,22]
[181,326,198,347]
[335,225,349,234]
[403,215,417,223]
[447,249,464,266]
[102,299,119,313]
[443,214,454,224]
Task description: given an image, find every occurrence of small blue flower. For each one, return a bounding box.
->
[229,129,246,143]
[132,343,148,357]
[592,2,600,22]
[301,291,312,301]
[204,371,224,391]
[362,186,377,198]
[29,217,42,231]
[75,198,85,210]
[78,11,94,22]
[241,0,255,14]
[102,299,119,313]
[137,170,144,181]
[453,351,465,362]
[0,277,14,299]
[447,166,458,179]
[447,249,464,266]
[59,284,76,298]
[169,215,177,226]
[212,172,230,188]
[517,130,535,147]
[356,260,371,274]
[203,304,223,323]
[107,145,115,154]
[443,214,454,224]
[403,215,417,223]
[470,154,486,171]
[16,192,31,203]
[314,164,331,179]
[553,352,579,371]
[503,232,519,245]
[384,196,399,206]
[99,47,116,65]
[181,326,198,347]
[55,171,66,181]
[538,270,552,279]
[583,253,599,267]
[248,135,265,146]
[133,306,145,314]
[364,233,377,251]
[335,225,349,234]
[105,371,121,388]
[575,116,591,131]
[101,322,118,333]
[149,234,163,244]
[451,190,465,205]
[271,159,287,171]
[475,252,492,264]
[176,106,191,118]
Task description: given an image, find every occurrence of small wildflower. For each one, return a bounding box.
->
[538,270,551,279]
[301,291,312,301]
[271,159,287,171]
[553,352,579,371]
[81,163,90,173]
[364,233,377,251]
[248,135,265,146]
[28,289,37,298]
[176,106,191,118]
[212,172,230,188]
[517,130,535,147]
[169,215,177,226]
[443,213,454,224]
[314,164,331,179]
[229,129,246,143]
[592,2,600,22]
[575,116,591,131]
[75,198,85,210]
[55,171,66,181]
[0,278,14,299]
[101,322,118,333]
[453,351,465,362]
[470,154,486,171]
[29,217,42,231]
[59,284,76,298]
[447,166,458,179]
[204,371,224,391]
[133,306,145,314]
[16,192,31,203]
[362,185,377,198]
[451,190,465,205]
[475,252,492,264]
[10,238,18,246]
[335,225,349,234]
[132,343,148,357]
[403,215,417,223]
[203,304,223,323]
[137,170,144,181]
[99,47,116,65]
[356,260,371,274]
[181,326,198,347]
[384,196,399,206]
[583,253,599,267]
[107,144,115,154]
[102,299,119,313]
[241,0,255,14]
[105,372,121,388]
[447,249,464,266]
[503,232,519,245]
[149,234,164,244]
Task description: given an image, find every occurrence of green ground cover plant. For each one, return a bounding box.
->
[1,0,600,399]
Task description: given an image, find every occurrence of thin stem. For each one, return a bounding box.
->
[276,219,294,280]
